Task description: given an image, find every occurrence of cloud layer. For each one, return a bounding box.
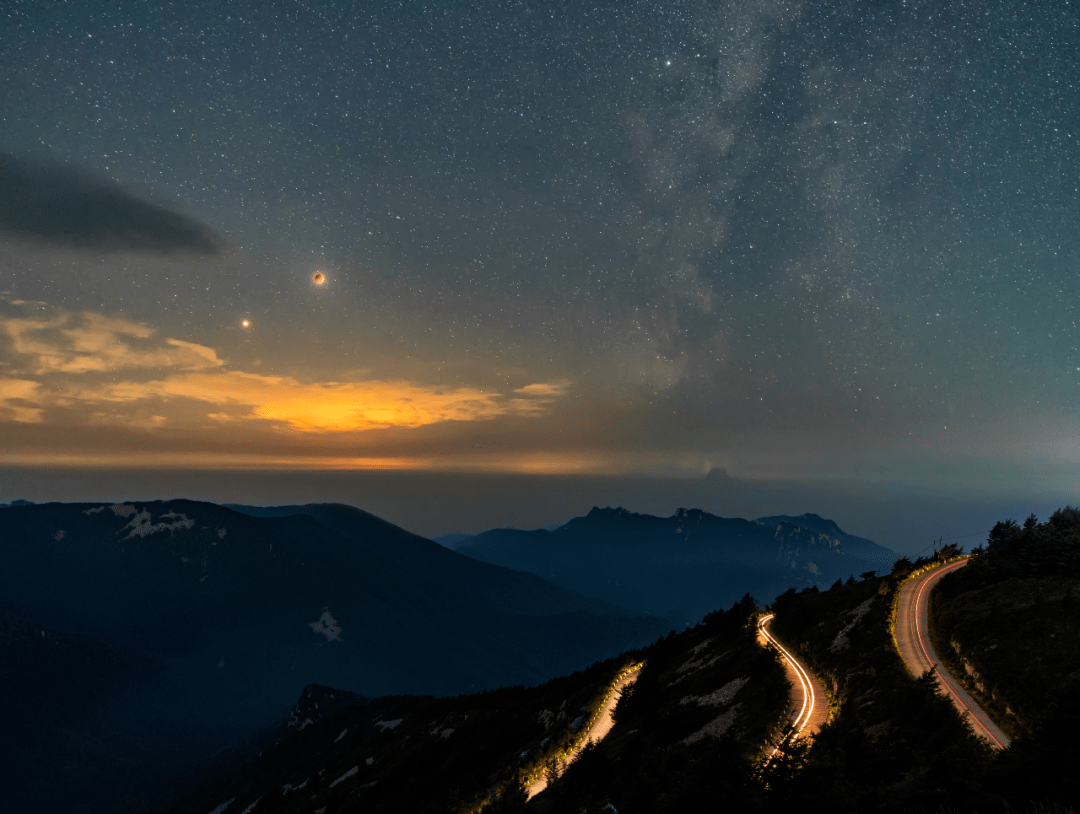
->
[0,155,221,254]
[0,309,567,438]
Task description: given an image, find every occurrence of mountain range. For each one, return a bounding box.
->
[454,507,897,623]
[8,497,1069,813]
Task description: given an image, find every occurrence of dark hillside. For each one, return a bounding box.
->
[0,500,669,814]
[529,595,788,813]
[144,554,1080,813]
[768,539,1080,812]
[148,660,633,814]
[931,508,1080,805]
[0,607,194,814]
[767,574,994,811]
[147,597,789,814]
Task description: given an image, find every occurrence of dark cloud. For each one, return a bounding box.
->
[0,154,221,254]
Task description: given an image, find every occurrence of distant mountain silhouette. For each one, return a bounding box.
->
[432,532,476,549]
[0,499,670,813]
[458,506,897,623]
[754,512,887,560]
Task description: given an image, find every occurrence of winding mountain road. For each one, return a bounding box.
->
[758,613,829,751]
[895,560,1010,750]
[525,663,642,800]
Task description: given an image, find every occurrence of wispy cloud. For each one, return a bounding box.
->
[509,379,572,415]
[0,377,44,423]
[4,312,224,374]
[513,381,571,398]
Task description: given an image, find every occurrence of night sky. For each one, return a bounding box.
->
[2,1,1079,548]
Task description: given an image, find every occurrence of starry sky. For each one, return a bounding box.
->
[1,1,1079,547]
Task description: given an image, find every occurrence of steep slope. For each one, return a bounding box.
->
[0,607,199,814]
[0,500,670,813]
[759,575,997,810]
[226,502,646,620]
[147,597,788,814]
[150,567,1080,813]
[928,509,1080,803]
[458,506,896,623]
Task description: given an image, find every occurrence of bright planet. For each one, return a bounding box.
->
[312,272,326,285]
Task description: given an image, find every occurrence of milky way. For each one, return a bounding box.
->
[1,0,1078,518]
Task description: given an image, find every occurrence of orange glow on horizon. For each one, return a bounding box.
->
[0,309,572,435]
[0,448,708,476]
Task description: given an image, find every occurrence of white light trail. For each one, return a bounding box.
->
[759,613,818,757]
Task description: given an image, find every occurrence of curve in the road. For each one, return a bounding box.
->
[525,663,642,800]
[895,559,1010,750]
[758,613,829,753]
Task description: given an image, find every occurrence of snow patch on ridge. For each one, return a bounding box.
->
[829,596,876,653]
[683,703,741,745]
[679,676,749,707]
[309,608,342,642]
[83,502,136,517]
[120,509,195,539]
[670,649,730,685]
[330,766,358,788]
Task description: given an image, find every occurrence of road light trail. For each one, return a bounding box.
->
[525,663,642,801]
[895,560,1010,750]
[758,613,829,755]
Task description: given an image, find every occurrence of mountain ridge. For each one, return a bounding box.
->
[458,505,897,623]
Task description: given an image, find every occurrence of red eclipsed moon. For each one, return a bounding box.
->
[312,272,326,285]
